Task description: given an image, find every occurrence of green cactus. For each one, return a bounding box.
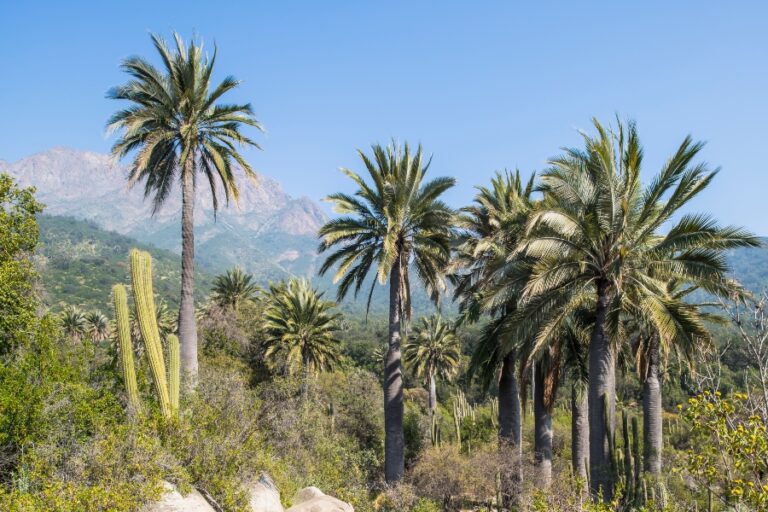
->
[327,401,336,434]
[631,416,641,494]
[430,412,442,447]
[489,397,498,429]
[621,411,634,502]
[452,400,462,451]
[168,333,180,415]
[113,284,141,414]
[130,249,172,419]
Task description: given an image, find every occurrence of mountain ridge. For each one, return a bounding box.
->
[1,147,327,277]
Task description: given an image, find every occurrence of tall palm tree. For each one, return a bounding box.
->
[520,118,759,498]
[61,305,87,341]
[262,278,341,384]
[452,170,535,506]
[211,267,259,311]
[403,314,461,413]
[453,170,535,446]
[107,33,262,387]
[85,311,111,342]
[318,142,455,482]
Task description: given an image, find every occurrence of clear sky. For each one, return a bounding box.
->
[1,1,766,233]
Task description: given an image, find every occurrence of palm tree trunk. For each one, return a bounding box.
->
[534,360,553,489]
[179,161,198,388]
[572,382,589,480]
[498,350,522,507]
[589,278,615,500]
[428,371,437,413]
[301,350,311,397]
[499,351,522,446]
[643,333,663,474]
[384,256,405,483]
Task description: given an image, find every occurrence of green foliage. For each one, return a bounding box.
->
[0,173,43,354]
[679,392,768,510]
[37,215,214,311]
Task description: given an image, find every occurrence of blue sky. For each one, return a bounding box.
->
[1,1,766,233]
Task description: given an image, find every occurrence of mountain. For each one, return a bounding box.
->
[1,147,327,279]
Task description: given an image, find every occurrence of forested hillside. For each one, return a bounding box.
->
[36,215,214,311]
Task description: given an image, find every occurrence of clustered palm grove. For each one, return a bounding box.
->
[1,33,767,512]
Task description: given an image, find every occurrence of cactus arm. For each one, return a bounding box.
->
[168,334,180,415]
[130,249,172,419]
[113,284,142,414]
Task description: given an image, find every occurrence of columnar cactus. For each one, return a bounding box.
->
[113,284,141,414]
[168,334,180,415]
[130,249,172,419]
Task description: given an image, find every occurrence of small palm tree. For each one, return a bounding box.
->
[108,33,262,386]
[85,311,111,342]
[262,278,341,387]
[403,314,461,413]
[519,118,759,498]
[318,142,455,482]
[61,305,87,341]
[211,267,259,311]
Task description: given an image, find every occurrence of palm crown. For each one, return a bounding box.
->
[262,278,341,376]
[403,314,462,384]
[318,142,455,317]
[107,33,262,212]
[212,268,259,311]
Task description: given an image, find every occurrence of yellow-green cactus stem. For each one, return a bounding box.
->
[113,284,141,414]
[130,249,172,419]
[168,334,180,415]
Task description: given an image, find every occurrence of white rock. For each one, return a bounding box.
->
[249,473,285,512]
[286,487,354,512]
[143,481,215,512]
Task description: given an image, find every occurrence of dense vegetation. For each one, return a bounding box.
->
[1,33,767,512]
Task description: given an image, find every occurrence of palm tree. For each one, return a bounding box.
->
[403,314,461,413]
[318,142,455,482]
[453,170,535,448]
[631,280,728,476]
[452,170,535,506]
[520,118,759,498]
[262,278,341,385]
[85,311,111,342]
[211,267,259,311]
[107,33,262,387]
[61,305,87,341]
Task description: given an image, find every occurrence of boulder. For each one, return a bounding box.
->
[249,473,285,512]
[286,487,353,512]
[143,481,216,512]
